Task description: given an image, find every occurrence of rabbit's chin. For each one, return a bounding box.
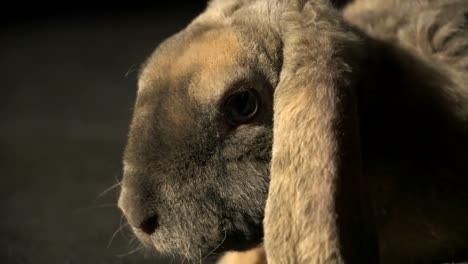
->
[133,224,263,260]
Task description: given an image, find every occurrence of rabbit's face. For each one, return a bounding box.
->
[118,12,282,259]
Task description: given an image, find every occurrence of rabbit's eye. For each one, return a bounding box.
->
[223,89,258,126]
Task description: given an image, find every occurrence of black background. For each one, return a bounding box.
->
[1,2,205,264]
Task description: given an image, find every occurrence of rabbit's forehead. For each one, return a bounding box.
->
[138,28,248,104]
[180,29,247,104]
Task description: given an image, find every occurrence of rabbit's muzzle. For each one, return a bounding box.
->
[118,183,160,237]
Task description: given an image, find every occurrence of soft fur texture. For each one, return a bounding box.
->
[218,246,267,264]
[118,0,468,263]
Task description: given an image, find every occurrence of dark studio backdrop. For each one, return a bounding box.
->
[1,0,351,263]
[1,2,206,264]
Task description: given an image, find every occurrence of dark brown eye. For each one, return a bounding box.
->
[223,89,258,126]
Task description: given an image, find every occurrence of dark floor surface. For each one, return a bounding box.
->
[1,6,205,264]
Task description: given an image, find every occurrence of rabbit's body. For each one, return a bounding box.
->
[340,1,468,262]
[119,0,468,263]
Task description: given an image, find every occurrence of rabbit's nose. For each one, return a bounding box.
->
[139,214,159,235]
[118,188,160,235]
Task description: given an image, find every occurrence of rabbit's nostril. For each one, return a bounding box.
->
[139,215,159,235]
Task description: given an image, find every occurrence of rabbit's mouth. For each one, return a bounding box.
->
[212,227,264,254]
[130,216,264,259]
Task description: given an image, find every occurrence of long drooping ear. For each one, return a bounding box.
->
[264,1,378,263]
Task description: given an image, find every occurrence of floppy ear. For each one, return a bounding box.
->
[264,0,378,263]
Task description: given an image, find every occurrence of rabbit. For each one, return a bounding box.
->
[118,0,468,263]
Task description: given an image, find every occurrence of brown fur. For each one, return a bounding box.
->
[264,1,379,263]
[218,247,267,264]
[118,0,468,263]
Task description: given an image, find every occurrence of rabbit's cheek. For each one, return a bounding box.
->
[120,122,272,259]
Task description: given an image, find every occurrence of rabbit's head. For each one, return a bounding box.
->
[119,0,367,261]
